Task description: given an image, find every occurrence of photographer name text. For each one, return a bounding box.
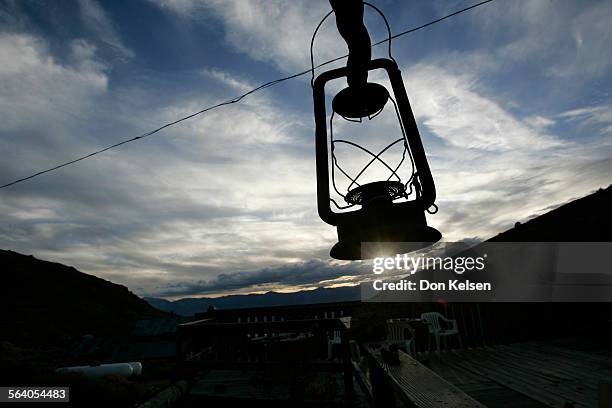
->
[373,279,492,291]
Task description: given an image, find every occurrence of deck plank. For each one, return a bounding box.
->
[428,354,548,408]
[444,348,594,408]
[497,345,612,389]
[364,344,485,408]
[518,342,612,368]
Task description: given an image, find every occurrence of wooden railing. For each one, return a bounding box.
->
[355,342,485,408]
[176,317,355,401]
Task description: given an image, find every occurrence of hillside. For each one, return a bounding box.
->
[490,185,612,241]
[0,249,166,345]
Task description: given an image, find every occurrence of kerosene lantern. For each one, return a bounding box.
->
[312,2,441,260]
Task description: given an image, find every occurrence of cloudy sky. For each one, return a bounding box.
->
[1,0,611,299]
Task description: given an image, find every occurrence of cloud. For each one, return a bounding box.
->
[483,1,612,82]
[559,105,612,135]
[200,68,254,93]
[0,33,108,132]
[148,0,204,16]
[547,1,612,80]
[405,64,564,152]
[155,258,366,296]
[79,0,134,60]
[524,116,555,130]
[78,0,134,61]
[148,0,347,73]
[0,32,109,191]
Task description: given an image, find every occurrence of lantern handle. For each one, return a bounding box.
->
[362,2,396,64]
[310,2,396,88]
[310,10,334,88]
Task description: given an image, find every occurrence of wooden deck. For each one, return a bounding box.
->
[427,339,612,408]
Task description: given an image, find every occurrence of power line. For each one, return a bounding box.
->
[374,0,495,46]
[0,0,496,190]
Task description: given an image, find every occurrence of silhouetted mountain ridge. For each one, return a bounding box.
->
[145,286,361,316]
[0,249,166,345]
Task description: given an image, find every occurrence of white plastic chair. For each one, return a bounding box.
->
[386,319,416,356]
[420,312,461,352]
[327,329,342,359]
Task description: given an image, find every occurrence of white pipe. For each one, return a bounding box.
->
[56,362,142,378]
[127,362,143,376]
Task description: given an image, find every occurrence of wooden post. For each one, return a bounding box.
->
[600,379,612,408]
[368,354,396,408]
[176,327,184,364]
[341,329,355,401]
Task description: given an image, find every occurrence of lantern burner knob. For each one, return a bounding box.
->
[345,180,405,206]
[332,82,389,119]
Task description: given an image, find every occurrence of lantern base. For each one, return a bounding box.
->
[330,226,441,261]
[329,197,441,261]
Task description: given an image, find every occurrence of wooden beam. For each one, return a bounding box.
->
[363,343,485,408]
[600,379,612,408]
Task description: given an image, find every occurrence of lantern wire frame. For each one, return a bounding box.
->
[328,94,418,211]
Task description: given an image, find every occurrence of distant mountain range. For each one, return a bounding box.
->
[145,286,361,316]
[0,249,165,345]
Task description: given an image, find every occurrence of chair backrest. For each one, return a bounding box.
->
[349,339,361,360]
[386,319,413,341]
[331,329,342,343]
[420,312,444,333]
